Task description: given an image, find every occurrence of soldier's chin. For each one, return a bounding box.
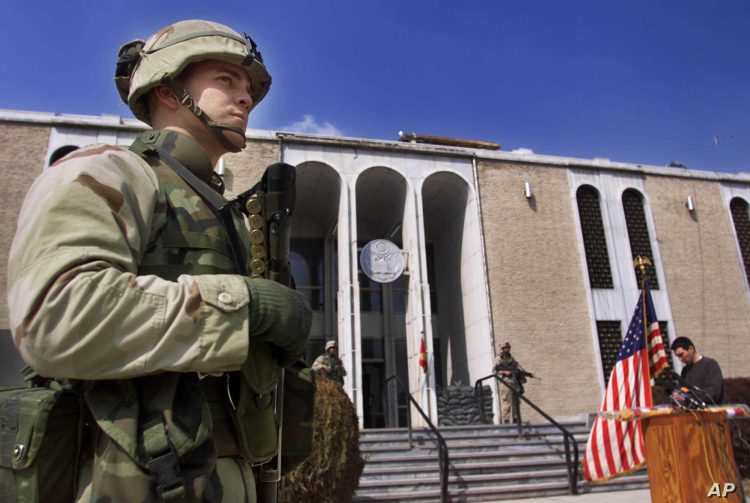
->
[223,128,247,151]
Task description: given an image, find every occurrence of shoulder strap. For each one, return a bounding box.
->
[129,138,249,276]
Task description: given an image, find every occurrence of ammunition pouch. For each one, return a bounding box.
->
[0,384,83,503]
[84,375,221,502]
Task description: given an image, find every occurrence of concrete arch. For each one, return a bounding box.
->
[354,165,413,244]
[354,165,416,427]
[421,171,491,392]
[294,161,343,239]
[48,145,79,166]
[290,160,347,377]
[576,183,602,198]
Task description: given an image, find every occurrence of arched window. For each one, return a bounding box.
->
[622,189,659,289]
[730,197,750,286]
[48,145,79,166]
[576,185,613,288]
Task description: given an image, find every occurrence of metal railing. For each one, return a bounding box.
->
[474,374,579,495]
[385,375,450,502]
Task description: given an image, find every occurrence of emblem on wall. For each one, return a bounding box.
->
[360,239,405,284]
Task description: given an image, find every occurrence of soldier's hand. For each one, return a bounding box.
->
[245,277,312,364]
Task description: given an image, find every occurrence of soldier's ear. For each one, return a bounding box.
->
[152,85,180,111]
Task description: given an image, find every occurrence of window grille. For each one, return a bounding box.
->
[576,185,614,288]
[622,189,659,289]
[730,197,750,287]
[596,320,622,385]
[658,321,674,371]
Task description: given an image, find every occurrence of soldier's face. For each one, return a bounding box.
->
[177,60,254,152]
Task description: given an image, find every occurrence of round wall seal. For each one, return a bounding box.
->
[360,239,404,283]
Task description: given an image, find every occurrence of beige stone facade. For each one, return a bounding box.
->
[1,122,51,328]
[477,161,603,417]
[1,110,749,425]
[646,175,750,376]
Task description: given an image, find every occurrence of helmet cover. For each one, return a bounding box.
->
[116,19,271,124]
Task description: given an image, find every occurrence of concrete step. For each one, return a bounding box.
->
[353,480,573,502]
[362,457,571,479]
[357,467,570,493]
[358,423,589,443]
[354,474,649,502]
[360,436,587,454]
[354,421,645,502]
[362,447,572,471]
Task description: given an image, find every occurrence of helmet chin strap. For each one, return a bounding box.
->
[160,75,246,153]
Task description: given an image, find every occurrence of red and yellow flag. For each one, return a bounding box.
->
[419,338,428,373]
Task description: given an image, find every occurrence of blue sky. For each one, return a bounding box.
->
[1,0,749,173]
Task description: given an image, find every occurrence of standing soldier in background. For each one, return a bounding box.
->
[313,340,347,386]
[6,19,311,502]
[494,341,523,424]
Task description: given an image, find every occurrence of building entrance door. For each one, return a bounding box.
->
[359,270,409,428]
[362,360,385,428]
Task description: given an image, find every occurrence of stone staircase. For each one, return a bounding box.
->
[354,422,648,502]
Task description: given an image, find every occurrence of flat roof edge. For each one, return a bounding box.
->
[2,109,748,183]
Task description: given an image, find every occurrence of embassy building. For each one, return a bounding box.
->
[1,109,750,428]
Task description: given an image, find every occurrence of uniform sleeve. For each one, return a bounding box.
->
[311,355,326,372]
[7,146,249,380]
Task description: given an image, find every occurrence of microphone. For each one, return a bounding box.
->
[654,373,706,409]
[677,386,706,409]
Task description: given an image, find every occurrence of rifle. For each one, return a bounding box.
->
[226,163,314,502]
[495,363,539,395]
[494,363,536,380]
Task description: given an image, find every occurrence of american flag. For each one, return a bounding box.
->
[583,284,669,482]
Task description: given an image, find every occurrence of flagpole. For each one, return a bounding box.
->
[634,256,654,403]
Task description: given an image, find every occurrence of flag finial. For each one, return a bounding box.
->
[633,256,652,284]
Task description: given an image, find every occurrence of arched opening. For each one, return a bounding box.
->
[355,166,409,428]
[291,161,341,363]
[576,185,613,289]
[622,188,659,289]
[422,172,470,387]
[48,145,79,166]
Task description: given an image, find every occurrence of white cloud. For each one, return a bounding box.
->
[511,147,534,155]
[282,114,342,136]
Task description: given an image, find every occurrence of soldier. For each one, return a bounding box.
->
[494,341,523,424]
[6,19,311,502]
[312,340,347,386]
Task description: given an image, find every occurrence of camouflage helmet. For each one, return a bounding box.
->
[115,19,272,124]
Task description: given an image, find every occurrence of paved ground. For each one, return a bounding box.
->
[489,488,651,502]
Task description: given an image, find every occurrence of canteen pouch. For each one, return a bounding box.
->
[280,366,315,475]
[235,340,279,463]
[232,364,315,471]
[233,377,278,463]
[0,386,82,503]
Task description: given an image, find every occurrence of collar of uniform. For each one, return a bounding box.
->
[140,129,214,186]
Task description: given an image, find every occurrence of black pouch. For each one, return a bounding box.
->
[0,385,83,503]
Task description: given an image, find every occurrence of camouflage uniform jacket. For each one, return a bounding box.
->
[312,353,345,385]
[6,130,266,501]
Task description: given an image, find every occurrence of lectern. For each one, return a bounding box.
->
[642,410,742,503]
